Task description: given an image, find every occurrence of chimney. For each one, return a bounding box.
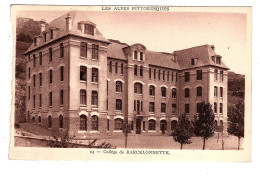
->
[39,19,47,32]
[65,13,72,32]
[210,45,215,51]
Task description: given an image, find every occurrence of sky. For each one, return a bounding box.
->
[16,9,249,74]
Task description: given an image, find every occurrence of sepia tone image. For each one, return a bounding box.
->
[10,6,251,161]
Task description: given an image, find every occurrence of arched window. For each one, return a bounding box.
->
[161,87,166,97]
[171,120,177,131]
[91,115,98,131]
[80,115,87,131]
[116,81,122,93]
[114,118,123,130]
[149,85,155,96]
[48,116,52,128]
[160,120,167,133]
[134,82,142,94]
[172,88,177,98]
[38,116,41,123]
[32,116,35,123]
[148,119,156,131]
[59,115,63,128]
[214,120,218,129]
[185,88,190,98]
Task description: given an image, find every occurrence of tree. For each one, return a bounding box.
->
[172,113,193,150]
[227,101,244,150]
[193,102,215,150]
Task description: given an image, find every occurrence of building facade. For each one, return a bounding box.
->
[24,11,229,138]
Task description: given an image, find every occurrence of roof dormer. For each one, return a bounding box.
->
[78,21,96,35]
[190,56,198,66]
[211,55,222,64]
[129,43,146,62]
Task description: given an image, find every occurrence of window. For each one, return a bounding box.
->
[171,120,177,131]
[49,48,52,62]
[28,67,30,80]
[191,58,195,65]
[185,104,190,113]
[197,102,202,113]
[134,65,138,76]
[33,95,35,108]
[172,88,177,98]
[39,52,42,66]
[60,43,64,58]
[140,52,143,61]
[109,61,112,73]
[197,70,202,80]
[211,56,215,62]
[185,72,190,82]
[33,74,36,87]
[148,119,156,131]
[80,42,87,58]
[91,115,98,131]
[161,103,166,113]
[220,71,224,81]
[44,33,47,42]
[28,86,30,99]
[185,88,190,98]
[107,119,109,131]
[214,69,218,80]
[80,66,87,81]
[161,87,166,97]
[49,70,52,84]
[92,91,98,106]
[149,68,151,79]
[149,85,155,96]
[172,104,176,114]
[84,24,94,35]
[160,120,167,131]
[197,86,202,97]
[92,68,98,83]
[158,70,161,80]
[33,54,36,67]
[59,115,63,128]
[149,102,155,113]
[143,121,145,131]
[115,62,118,74]
[114,118,123,130]
[32,116,35,123]
[172,72,174,82]
[60,66,64,82]
[121,63,124,74]
[80,115,87,131]
[134,51,138,60]
[60,90,64,106]
[167,71,169,81]
[116,99,122,111]
[134,83,142,94]
[38,116,41,123]
[134,100,136,111]
[49,92,52,107]
[176,73,178,82]
[214,86,218,97]
[220,103,223,114]
[220,87,223,97]
[39,94,42,108]
[140,66,143,77]
[48,116,52,128]
[214,102,217,113]
[216,57,221,64]
[154,69,156,79]
[80,89,86,105]
[116,81,122,93]
[92,44,99,60]
[50,29,53,39]
[163,70,165,80]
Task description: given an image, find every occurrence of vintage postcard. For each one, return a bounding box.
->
[9,5,251,161]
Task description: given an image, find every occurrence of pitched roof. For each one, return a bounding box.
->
[107,40,128,60]
[173,44,229,70]
[25,11,110,54]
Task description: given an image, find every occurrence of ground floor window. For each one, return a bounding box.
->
[48,116,52,128]
[38,116,41,123]
[91,115,98,131]
[171,120,177,131]
[114,118,123,130]
[107,119,109,131]
[59,115,63,128]
[148,119,156,131]
[160,120,167,133]
[80,115,87,131]
[32,116,35,123]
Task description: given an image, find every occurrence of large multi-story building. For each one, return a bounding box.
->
[24,11,229,137]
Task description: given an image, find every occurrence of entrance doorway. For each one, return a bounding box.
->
[160,120,167,134]
[136,119,141,134]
